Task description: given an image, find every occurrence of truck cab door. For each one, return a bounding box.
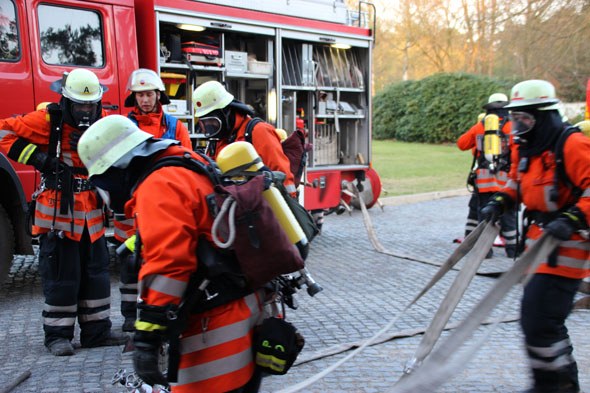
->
[25,0,122,114]
[0,0,34,118]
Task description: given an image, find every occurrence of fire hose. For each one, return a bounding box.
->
[278,186,559,393]
[0,370,31,393]
[389,234,559,392]
[276,191,497,393]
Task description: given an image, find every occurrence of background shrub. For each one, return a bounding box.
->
[373,73,516,143]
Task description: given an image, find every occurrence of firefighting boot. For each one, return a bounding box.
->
[46,338,74,356]
[83,330,130,348]
[505,245,518,258]
[122,318,136,332]
[521,364,580,393]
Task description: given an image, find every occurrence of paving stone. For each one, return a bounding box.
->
[1,195,589,392]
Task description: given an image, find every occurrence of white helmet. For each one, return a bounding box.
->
[192,80,234,118]
[482,92,509,110]
[50,68,105,103]
[126,68,165,92]
[78,115,153,178]
[504,80,560,111]
[124,68,170,107]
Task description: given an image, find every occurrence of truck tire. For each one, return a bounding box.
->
[0,204,15,286]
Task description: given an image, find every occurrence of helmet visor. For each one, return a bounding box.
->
[510,111,536,136]
[197,116,223,138]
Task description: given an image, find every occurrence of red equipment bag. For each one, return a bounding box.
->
[181,41,220,59]
[214,175,305,289]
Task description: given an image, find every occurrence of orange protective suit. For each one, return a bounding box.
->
[502,131,590,279]
[126,145,268,392]
[115,104,192,243]
[0,108,105,242]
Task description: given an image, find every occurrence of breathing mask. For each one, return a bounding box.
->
[510,111,536,137]
[71,102,99,131]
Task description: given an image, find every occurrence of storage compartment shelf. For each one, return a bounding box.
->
[226,72,271,79]
[282,85,316,91]
[316,86,364,93]
[316,114,364,119]
[160,62,225,72]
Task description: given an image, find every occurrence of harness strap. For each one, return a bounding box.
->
[161,112,178,140]
[243,117,264,144]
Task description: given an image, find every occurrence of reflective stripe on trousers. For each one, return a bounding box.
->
[521,274,580,371]
[39,226,112,347]
[174,291,267,392]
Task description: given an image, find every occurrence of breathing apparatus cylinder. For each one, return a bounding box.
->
[216,141,309,259]
[483,114,501,169]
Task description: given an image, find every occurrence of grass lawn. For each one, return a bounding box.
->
[371,140,473,196]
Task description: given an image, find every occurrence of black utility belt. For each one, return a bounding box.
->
[190,277,253,314]
[43,176,94,193]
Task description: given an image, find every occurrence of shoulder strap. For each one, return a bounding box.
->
[132,152,222,195]
[550,125,581,201]
[46,103,63,158]
[127,112,139,126]
[162,113,178,140]
[244,117,264,144]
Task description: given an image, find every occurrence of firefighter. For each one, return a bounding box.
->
[461,113,486,239]
[116,68,193,332]
[192,80,297,196]
[77,115,271,392]
[457,93,518,258]
[0,68,128,356]
[481,79,590,393]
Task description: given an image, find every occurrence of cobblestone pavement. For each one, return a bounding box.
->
[1,195,590,392]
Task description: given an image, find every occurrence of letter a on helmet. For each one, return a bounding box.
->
[50,68,107,104]
[78,115,152,178]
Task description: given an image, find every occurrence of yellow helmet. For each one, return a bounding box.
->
[50,68,105,103]
[78,115,152,178]
[576,120,590,138]
[275,128,288,142]
[192,81,234,118]
[505,80,560,111]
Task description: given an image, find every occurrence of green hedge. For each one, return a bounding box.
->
[373,73,516,143]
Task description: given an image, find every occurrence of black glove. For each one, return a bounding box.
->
[27,150,59,173]
[480,192,513,222]
[133,329,168,387]
[544,207,588,241]
[68,130,82,152]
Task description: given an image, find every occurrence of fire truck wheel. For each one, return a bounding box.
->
[0,204,15,286]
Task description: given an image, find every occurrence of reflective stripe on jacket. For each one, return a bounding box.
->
[0,109,105,242]
[212,112,297,195]
[128,145,263,391]
[502,132,590,279]
[113,215,135,243]
[457,118,513,193]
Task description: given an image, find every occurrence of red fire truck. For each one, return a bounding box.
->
[0,0,380,283]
